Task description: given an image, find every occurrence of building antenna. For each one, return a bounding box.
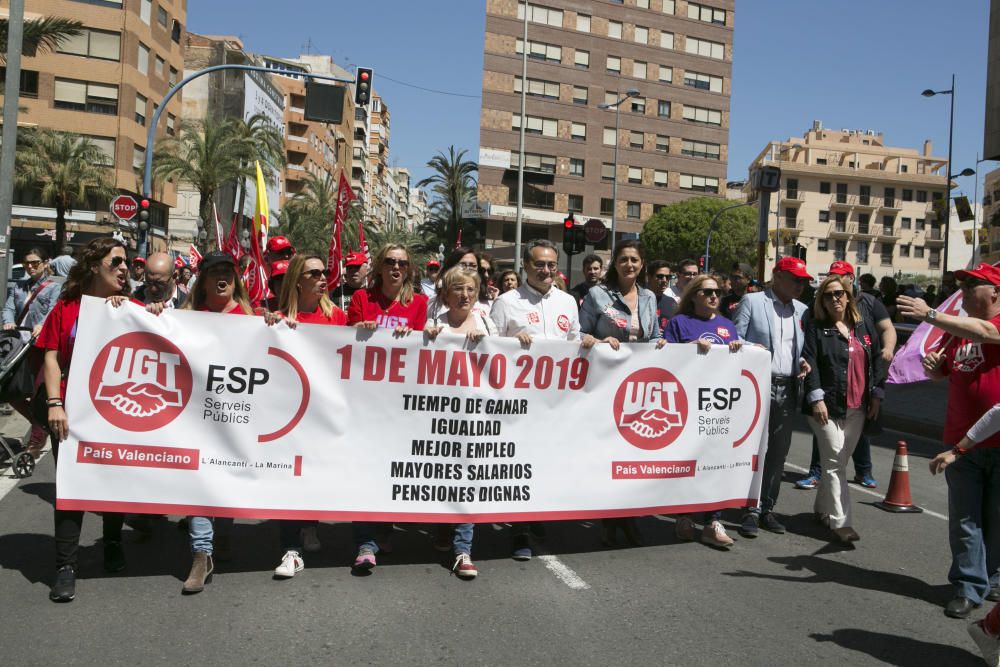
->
[302,37,315,55]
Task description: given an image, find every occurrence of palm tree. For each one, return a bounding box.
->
[0,16,83,63]
[15,129,116,251]
[279,172,364,256]
[416,146,477,246]
[231,112,285,228]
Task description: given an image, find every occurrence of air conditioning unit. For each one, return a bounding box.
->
[866,129,876,136]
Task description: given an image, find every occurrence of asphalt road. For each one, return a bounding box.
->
[0,418,987,666]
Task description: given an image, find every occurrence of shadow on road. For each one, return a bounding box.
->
[810,628,980,666]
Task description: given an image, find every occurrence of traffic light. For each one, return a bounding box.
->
[138,198,150,230]
[355,68,373,106]
[563,213,575,255]
[698,255,705,270]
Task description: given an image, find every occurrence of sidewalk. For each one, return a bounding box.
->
[882,380,947,440]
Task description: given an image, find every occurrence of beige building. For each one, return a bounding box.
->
[478,0,733,258]
[982,167,1000,264]
[749,122,961,279]
[4,0,186,254]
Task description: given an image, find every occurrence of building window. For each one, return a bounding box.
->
[627,202,641,218]
[915,246,925,258]
[631,97,646,113]
[682,105,722,125]
[681,140,720,159]
[901,217,912,229]
[900,164,909,173]
[169,67,177,87]
[57,28,121,61]
[514,76,560,100]
[880,244,893,265]
[654,170,668,188]
[155,55,165,78]
[835,183,848,203]
[516,39,562,63]
[816,158,828,165]
[660,32,674,49]
[787,178,799,199]
[137,42,149,75]
[658,65,672,83]
[655,135,669,152]
[572,85,588,104]
[916,218,925,230]
[662,0,675,14]
[134,92,147,126]
[785,208,797,227]
[902,188,913,202]
[568,194,583,213]
[657,100,670,118]
[511,152,556,173]
[607,55,621,74]
[570,122,586,140]
[835,211,847,225]
[569,158,585,177]
[517,2,563,27]
[603,127,617,146]
[576,13,590,32]
[171,19,181,43]
[166,113,175,136]
[685,37,725,60]
[601,198,614,215]
[818,239,829,252]
[635,26,649,44]
[602,163,615,181]
[608,21,622,39]
[819,210,830,223]
[574,49,589,69]
[683,70,723,93]
[157,5,168,27]
[884,187,896,207]
[820,181,831,194]
[53,78,119,114]
[637,0,649,8]
[512,114,557,137]
[679,174,719,193]
[0,67,39,97]
[629,130,643,148]
[917,190,928,203]
[604,91,618,106]
[633,61,647,79]
[900,244,910,257]
[132,144,145,172]
[140,0,152,24]
[628,167,642,184]
[687,2,726,24]
[834,240,846,260]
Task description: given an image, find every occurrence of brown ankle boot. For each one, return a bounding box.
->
[182,552,213,594]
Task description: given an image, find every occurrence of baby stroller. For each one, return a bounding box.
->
[0,328,39,478]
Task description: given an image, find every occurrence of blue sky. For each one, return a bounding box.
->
[188,0,992,199]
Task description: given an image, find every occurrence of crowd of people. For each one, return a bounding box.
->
[5,231,1000,664]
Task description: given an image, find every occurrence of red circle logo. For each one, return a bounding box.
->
[89,332,192,432]
[612,368,688,450]
[557,314,570,332]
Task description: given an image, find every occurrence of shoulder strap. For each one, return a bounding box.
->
[16,279,52,326]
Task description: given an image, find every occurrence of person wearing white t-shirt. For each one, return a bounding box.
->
[663,258,700,305]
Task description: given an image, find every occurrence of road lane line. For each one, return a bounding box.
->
[785,462,949,521]
[538,554,590,590]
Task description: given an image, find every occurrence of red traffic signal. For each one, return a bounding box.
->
[355,67,374,106]
[140,198,150,209]
[563,214,575,230]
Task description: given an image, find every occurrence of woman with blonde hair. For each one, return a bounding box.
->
[802,274,884,545]
[347,243,428,334]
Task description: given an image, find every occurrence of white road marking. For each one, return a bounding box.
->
[538,554,590,590]
[785,462,949,521]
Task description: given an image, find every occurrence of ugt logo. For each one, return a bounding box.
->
[89,332,193,432]
[612,368,688,450]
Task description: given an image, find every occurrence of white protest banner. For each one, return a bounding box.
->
[57,297,771,522]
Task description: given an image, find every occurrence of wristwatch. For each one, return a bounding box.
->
[952,445,969,456]
[926,309,938,322]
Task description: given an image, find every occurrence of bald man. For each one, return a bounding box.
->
[134,252,186,311]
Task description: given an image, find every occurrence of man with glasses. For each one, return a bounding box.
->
[720,264,752,317]
[129,256,146,291]
[134,252,186,310]
[491,239,580,560]
[571,254,604,306]
[664,259,699,306]
[733,256,812,538]
[897,265,1000,620]
[646,260,676,329]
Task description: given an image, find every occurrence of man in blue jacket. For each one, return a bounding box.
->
[732,256,812,537]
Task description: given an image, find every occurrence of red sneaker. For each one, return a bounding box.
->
[452,553,478,579]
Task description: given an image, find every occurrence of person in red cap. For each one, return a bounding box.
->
[420,259,441,300]
[330,251,368,308]
[897,264,1000,620]
[129,256,145,291]
[732,256,812,537]
[265,236,295,267]
[266,259,289,311]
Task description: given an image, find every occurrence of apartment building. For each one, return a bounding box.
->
[749,122,959,279]
[982,167,1000,264]
[3,0,186,255]
[365,94,391,226]
[478,0,733,258]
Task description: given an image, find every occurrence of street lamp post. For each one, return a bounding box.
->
[598,88,641,246]
[922,75,959,276]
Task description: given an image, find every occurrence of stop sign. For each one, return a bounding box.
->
[584,218,608,244]
[111,195,138,221]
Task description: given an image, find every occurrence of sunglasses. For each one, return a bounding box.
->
[109,256,126,268]
[654,273,671,281]
[458,262,478,270]
[24,259,42,268]
[303,269,325,279]
[962,278,995,291]
[698,288,721,297]
[823,290,847,301]
[680,271,699,278]
[383,258,410,269]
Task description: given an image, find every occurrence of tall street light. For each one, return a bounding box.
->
[922,75,960,275]
[598,88,641,246]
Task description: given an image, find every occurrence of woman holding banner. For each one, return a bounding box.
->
[265,255,347,578]
[424,266,499,579]
[39,237,131,603]
[427,246,494,321]
[579,240,660,548]
[178,251,254,593]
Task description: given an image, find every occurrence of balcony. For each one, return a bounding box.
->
[781,219,804,235]
[287,164,305,172]
[880,197,902,212]
[829,194,854,209]
[925,229,945,246]
[288,134,307,144]
[877,225,899,241]
[289,106,305,116]
[855,194,880,211]
[829,222,855,238]
[782,190,805,204]
[855,223,876,239]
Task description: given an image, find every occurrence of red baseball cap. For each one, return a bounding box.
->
[828,260,854,276]
[345,252,367,267]
[266,236,294,254]
[774,256,813,280]
[269,260,289,278]
[426,259,441,269]
[132,256,146,265]
[955,263,1000,286]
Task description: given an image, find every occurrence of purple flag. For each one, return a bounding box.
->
[887,289,962,384]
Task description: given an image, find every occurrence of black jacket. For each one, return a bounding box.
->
[801,316,886,419]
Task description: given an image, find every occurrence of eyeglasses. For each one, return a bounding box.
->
[962,278,995,291]
[698,288,721,297]
[458,262,478,270]
[383,257,410,269]
[680,271,699,278]
[303,269,325,279]
[654,273,671,281]
[23,260,42,268]
[823,290,847,301]
[532,261,559,271]
[109,256,126,268]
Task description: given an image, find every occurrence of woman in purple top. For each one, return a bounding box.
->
[662,274,743,550]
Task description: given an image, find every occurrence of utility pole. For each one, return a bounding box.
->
[513,7,528,276]
[0,0,25,303]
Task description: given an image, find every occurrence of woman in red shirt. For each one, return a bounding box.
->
[178,252,253,594]
[266,254,346,578]
[347,244,427,571]
[39,237,131,603]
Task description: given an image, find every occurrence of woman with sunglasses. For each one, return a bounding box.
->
[662,274,743,549]
[176,251,254,593]
[38,237,131,602]
[579,240,660,547]
[802,275,884,545]
[347,244,427,570]
[428,246,493,321]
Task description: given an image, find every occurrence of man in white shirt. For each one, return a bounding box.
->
[491,239,580,560]
[421,260,440,301]
[663,258,699,304]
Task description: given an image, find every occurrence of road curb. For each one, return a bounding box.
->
[881,413,943,441]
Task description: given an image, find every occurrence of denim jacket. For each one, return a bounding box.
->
[579,284,660,342]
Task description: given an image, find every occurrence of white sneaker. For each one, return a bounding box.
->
[702,521,735,549]
[968,621,1000,667]
[301,526,321,553]
[274,550,304,578]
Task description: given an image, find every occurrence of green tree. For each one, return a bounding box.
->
[15,129,116,251]
[277,172,361,256]
[231,112,285,228]
[641,197,757,270]
[416,146,477,246]
[0,16,83,63]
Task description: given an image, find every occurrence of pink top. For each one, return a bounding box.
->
[846,333,867,410]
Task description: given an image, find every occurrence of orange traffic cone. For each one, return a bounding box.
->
[874,441,923,514]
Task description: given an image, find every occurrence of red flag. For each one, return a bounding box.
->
[328,171,356,290]
[223,214,244,261]
[243,229,268,307]
[189,244,203,270]
[455,226,462,248]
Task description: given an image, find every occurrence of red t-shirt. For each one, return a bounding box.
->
[943,312,1000,448]
[347,288,427,331]
[36,298,82,399]
[198,303,248,315]
[846,334,866,410]
[289,305,347,326]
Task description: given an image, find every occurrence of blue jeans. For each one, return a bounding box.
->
[945,448,1000,602]
[453,523,474,555]
[352,522,392,552]
[807,433,873,478]
[188,516,234,555]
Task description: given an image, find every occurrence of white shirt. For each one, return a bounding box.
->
[420,279,437,301]
[769,290,796,377]
[490,282,581,341]
[664,283,684,304]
